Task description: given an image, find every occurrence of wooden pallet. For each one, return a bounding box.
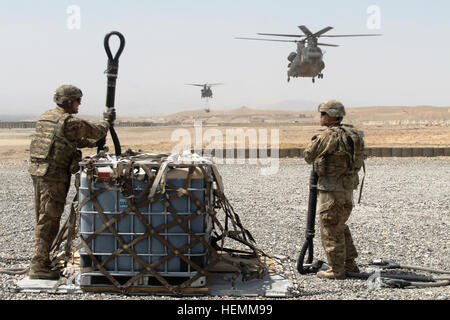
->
[80,274,210,295]
[68,250,275,295]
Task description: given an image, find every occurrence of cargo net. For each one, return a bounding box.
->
[55,152,269,294]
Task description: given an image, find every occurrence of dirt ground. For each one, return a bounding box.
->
[1,124,449,162]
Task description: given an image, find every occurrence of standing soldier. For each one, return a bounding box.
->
[28,85,116,279]
[304,100,365,279]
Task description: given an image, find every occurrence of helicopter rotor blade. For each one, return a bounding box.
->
[256,33,306,38]
[298,25,314,37]
[235,37,299,43]
[313,26,333,37]
[208,83,224,86]
[320,34,382,37]
[317,43,339,47]
[186,84,205,87]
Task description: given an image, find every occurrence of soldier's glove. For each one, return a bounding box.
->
[103,108,116,125]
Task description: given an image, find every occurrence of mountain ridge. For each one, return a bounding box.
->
[1,105,448,123]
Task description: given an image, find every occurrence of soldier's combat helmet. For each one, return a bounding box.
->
[318,100,346,118]
[53,85,83,105]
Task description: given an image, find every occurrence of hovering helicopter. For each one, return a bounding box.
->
[236,25,381,83]
[186,83,223,112]
[186,83,223,99]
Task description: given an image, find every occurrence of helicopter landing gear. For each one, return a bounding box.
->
[313,74,323,82]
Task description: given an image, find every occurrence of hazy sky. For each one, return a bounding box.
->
[1,0,449,117]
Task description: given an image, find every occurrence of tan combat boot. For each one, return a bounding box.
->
[29,263,60,280]
[345,260,360,273]
[317,268,346,280]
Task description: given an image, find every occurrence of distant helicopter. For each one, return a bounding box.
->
[186,83,223,99]
[236,25,381,83]
[186,83,223,112]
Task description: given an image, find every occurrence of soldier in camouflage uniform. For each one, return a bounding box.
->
[28,85,116,279]
[304,100,365,280]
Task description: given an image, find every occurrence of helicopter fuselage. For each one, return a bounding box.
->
[288,44,325,78]
[201,87,213,98]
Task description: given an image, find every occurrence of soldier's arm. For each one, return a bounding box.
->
[64,118,110,146]
[304,133,328,164]
[77,138,99,148]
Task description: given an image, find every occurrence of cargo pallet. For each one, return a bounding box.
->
[79,273,209,295]
[69,154,268,295]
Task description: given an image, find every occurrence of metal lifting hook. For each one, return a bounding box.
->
[104,31,126,78]
[104,31,125,62]
[97,31,126,157]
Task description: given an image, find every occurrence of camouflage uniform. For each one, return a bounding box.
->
[304,100,365,278]
[29,103,109,277]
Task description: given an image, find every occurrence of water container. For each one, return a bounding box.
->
[79,160,212,279]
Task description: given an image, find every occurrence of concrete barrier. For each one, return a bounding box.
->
[412,148,423,157]
[259,149,271,158]
[445,148,450,157]
[193,148,449,158]
[422,148,434,157]
[381,148,393,157]
[434,148,444,156]
[401,148,413,157]
[288,148,301,158]
[279,149,290,158]
[368,148,382,157]
[392,148,402,157]
[298,148,304,158]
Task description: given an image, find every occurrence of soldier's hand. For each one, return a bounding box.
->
[96,136,106,149]
[103,108,116,124]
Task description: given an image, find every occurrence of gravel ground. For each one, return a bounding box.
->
[0,157,449,300]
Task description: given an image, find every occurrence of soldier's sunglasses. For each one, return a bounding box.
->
[76,98,82,103]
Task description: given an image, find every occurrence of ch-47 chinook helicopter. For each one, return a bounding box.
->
[186,83,223,112]
[236,25,381,83]
[186,83,223,99]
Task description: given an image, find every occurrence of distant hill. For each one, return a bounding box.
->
[258,99,319,111]
[346,106,450,122]
[158,105,450,124]
[0,114,37,121]
[3,106,449,124]
[161,106,312,124]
